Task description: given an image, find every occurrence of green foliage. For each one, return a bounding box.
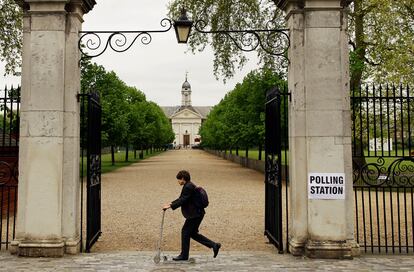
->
[168,0,286,81]
[199,68,285,149]
[349,0,414,85]
[80,60,174,155]
[81,149,163,175]
[0,0,22,75]
[0,87,20,134]
[168,0,413,84]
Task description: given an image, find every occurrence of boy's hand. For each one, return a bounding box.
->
[162,204,171,210]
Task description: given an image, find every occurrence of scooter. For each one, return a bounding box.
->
[153,209,195,264]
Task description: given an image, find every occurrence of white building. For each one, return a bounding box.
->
[162,77,211,148]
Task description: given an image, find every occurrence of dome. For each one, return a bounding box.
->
[182,80,191,89]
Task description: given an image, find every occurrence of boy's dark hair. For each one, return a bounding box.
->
[176,170,191,182]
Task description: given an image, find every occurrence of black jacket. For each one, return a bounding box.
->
[171,181,205,219]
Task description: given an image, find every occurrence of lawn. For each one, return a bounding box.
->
[226,149,289,164]
[225,148,412,169]
[80,149,164,176]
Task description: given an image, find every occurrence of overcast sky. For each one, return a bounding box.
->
[80,0,261,107]
[1,1,259,107]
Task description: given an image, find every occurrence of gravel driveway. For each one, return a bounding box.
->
[92,149,275,254]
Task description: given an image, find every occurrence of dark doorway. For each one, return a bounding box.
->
[183,135,190,147]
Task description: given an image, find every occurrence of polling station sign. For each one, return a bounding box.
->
[308,173,345,200]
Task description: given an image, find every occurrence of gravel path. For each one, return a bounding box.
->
[93,149,275,253]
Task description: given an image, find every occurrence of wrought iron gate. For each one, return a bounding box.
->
[264,86,289,253]
[80,91,102,252]
[0,86,19,251]
[352,84,414,254]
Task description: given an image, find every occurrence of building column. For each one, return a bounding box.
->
[179,123,182,145]
[12,0,96,257]
[278,0,357,258]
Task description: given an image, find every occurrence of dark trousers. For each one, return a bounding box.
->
[180,214,215,258]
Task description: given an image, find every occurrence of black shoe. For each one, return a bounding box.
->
[173,255,189,261]
[213,243,221,258]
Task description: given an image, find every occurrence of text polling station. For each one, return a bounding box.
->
[308,173,345,200]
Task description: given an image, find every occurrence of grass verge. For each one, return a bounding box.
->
[80,150,164,176]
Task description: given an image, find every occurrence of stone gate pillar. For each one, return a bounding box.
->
[277,0,357,258]
[11,0,96,257]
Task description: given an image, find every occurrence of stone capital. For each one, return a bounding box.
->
[277,0,353,11]
[67,0,96,14]
[277,0,304,16]
[16,0,96,14]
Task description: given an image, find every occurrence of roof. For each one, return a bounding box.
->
[161,106,212,119]
[182,80,191,89]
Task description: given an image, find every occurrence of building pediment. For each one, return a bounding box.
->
[171,108,202,119]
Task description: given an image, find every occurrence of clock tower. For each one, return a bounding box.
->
[181,74,192,106]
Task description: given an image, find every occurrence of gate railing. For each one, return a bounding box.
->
[264,85,289,253]
[80,91,102,252]
[0,86,20,251]
[352,84,414,254]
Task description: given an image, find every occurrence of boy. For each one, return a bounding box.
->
[163,170,221,261]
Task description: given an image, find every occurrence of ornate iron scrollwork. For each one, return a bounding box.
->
[387,157,414,187]
[353,157,414,187]
[89,155,101,186]
[0,161,16,185]
[79,18,173,59]
[353,157,387,186]
[194,20,289,61]
[266,155,280,186]
[79,16,290,61]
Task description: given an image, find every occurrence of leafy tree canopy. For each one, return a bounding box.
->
[168,0,414,84]
[349,0,414,85]
[168,0,285,81]
[0,0,22,75]
[81,60,174,156]
[1,0,412,85]
[200,68,285,149]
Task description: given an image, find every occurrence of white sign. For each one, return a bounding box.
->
[308,173,345,200]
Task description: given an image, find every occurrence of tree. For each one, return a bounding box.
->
[169,1,414,84]
[81,60,174,164]
[347,0,414,169]
[0,0,22,75]
[124,86,146,161]
[349,0,414,87]
[168,0,286,81]
[199,68,285,150]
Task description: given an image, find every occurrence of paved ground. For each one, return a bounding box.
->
[94,149,274,252]
[1,251,414,271]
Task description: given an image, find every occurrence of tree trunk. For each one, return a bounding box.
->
[111,145,115,166]
[140,145,144,159]
[258,144,262,161]
[351,0,367,170]
[350,0,366,89]
[125,145,129,162]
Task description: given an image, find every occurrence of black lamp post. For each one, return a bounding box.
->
[173,9,193,43]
